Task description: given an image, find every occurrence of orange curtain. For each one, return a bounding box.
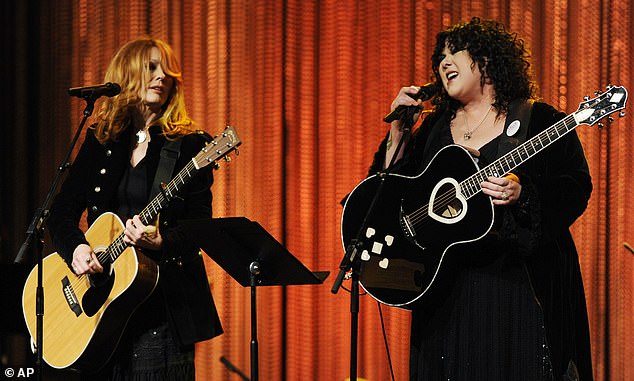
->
[37,1,634,380]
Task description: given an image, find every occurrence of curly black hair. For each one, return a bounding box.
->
[430,17,537,119]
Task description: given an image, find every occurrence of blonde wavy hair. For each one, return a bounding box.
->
[93,37,194,143]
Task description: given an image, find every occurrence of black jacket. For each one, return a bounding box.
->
[48,125,223,346]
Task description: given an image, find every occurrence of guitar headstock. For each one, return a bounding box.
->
[574,85,628,127]
[193,126,241,169]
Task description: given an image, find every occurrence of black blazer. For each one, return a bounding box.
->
[48,125,223,346]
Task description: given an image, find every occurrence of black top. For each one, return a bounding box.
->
[116,159,148,220]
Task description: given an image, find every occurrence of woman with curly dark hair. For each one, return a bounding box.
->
[368,17,594,380]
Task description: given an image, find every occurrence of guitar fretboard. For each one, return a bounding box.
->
[460,113,578,198]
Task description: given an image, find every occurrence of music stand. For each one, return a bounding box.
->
[180,217,329,381]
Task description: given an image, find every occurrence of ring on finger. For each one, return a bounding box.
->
[501,191,509,201]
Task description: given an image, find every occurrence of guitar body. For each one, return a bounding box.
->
[22,212,159,371]
[341,145,495,307]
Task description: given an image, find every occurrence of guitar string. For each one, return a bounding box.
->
[404,116,576,227]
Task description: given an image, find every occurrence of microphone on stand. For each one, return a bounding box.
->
[68,82,121,100]
[383,83,437,123]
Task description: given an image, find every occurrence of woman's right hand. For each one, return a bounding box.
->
[71,243,103,275]
[390,86,424,131]
[384,86,423,168]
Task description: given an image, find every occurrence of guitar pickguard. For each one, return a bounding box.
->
[84,260,115,317]
[83,272,115,317]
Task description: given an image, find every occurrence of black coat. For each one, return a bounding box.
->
[47,126,223,347]
[370,102,593,380]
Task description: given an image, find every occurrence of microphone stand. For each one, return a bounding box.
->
[14,96,97,381]
[220,356,250,381]
[331,105,420,381]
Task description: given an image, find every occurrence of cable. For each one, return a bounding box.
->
[377,301,396,381]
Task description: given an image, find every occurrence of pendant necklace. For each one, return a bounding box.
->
[135,129,148,144]
[462,105,493,140]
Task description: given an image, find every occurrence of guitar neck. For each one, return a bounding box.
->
[460,113,580,198]
[106,159,200,262]
[139,160,199,225]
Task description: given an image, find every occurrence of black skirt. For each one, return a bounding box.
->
[409,246,552,381]
[83,290,195,381]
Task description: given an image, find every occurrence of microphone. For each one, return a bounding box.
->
[68,82,121,100]
[383,83,437,123]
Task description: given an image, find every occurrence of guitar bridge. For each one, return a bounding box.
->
[400,203,426,250]
[62,276,82,317]
[400,204,416,239]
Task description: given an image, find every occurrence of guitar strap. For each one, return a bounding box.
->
[495,99,534,158]
[149,137,183,200]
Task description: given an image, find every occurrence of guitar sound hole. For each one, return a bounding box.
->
[433,183,463,218]
[88,262,112,288]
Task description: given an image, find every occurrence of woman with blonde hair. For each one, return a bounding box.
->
[48,37,223,380]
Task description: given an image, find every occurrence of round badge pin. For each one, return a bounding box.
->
[506,120,521,136]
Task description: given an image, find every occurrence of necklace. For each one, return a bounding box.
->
[135,129,148,144]
[462,105,493,140]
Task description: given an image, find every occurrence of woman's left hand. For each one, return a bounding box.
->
[123,215,163,250]
[481,176,522,205]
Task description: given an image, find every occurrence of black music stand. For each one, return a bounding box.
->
[180,217,329,381]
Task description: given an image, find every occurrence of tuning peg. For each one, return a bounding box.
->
[224,156,232,162]
[620,111,627,118]
[594,91,602,96]
[235,148,240,156]
[606,84,613,89]
[213,162,220,170]
[608,116,614,123]
[597,122,604,129]
[583,95,590,101]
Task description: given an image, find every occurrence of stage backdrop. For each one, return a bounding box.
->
[3,1,633,380]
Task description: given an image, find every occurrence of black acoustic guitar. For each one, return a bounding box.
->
[341,86,627,307]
